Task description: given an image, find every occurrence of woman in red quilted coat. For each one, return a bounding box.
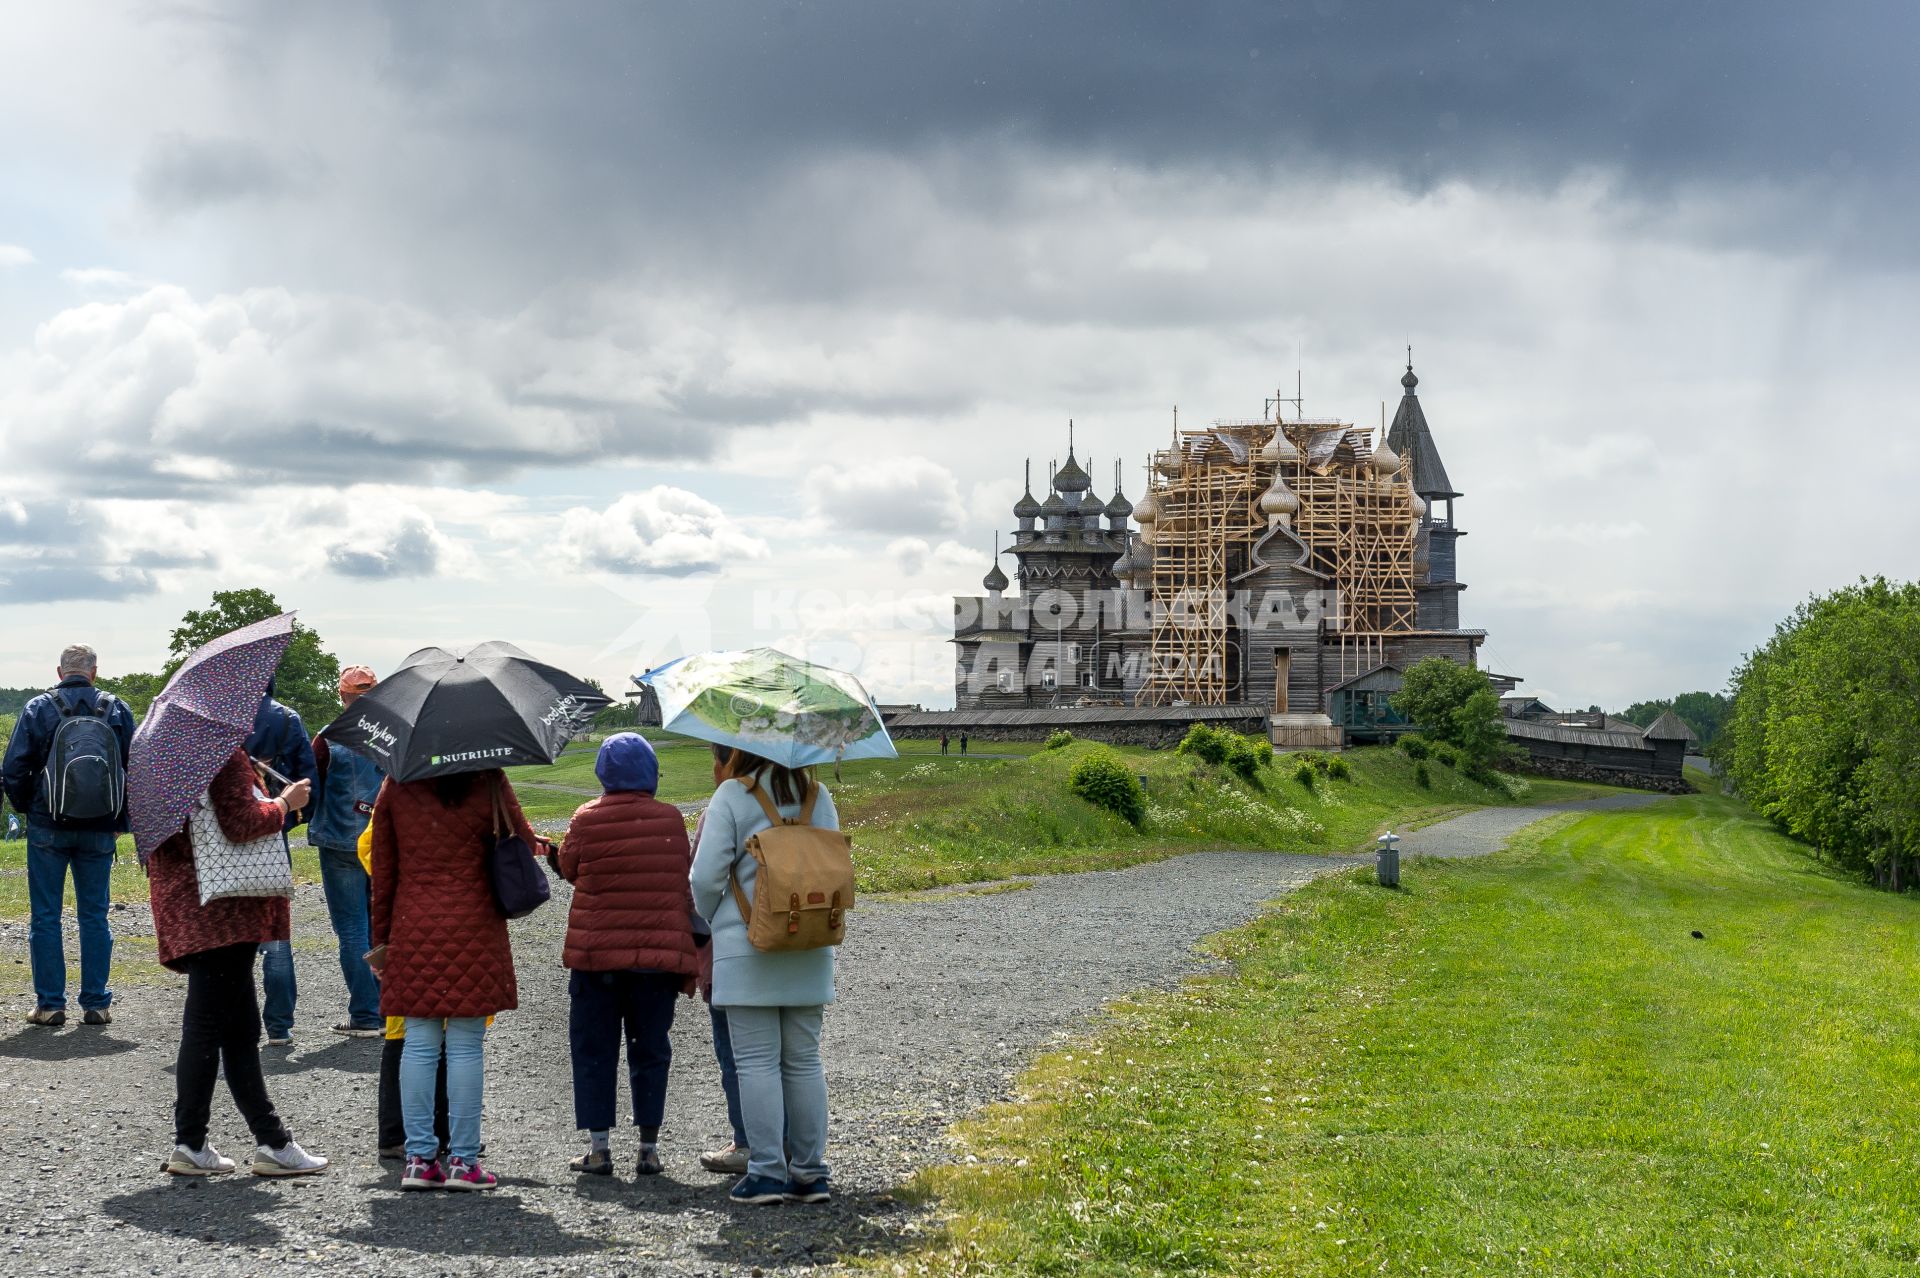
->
[146,748,330,1179]
[368,768,536,1192]
[555,732,699,1177]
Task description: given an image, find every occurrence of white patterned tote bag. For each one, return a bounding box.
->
[189,787,294,906]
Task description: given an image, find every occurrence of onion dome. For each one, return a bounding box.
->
[1013,487,1041,520]
[1402,364,1419,391]
[1053,450,1092,494]
[1258,476,1300,518]
[1106,485,1132,520]
[983,559,1009,592]
[1110,543,1133,578]
[1132,488,1160,524]
[1369,434,1402,476]
[1130,538,1154,581]
[1155,450,1184,479]
[1039,488,1068,519]
[1410,491,1427,518]
[1259,428,1301,464]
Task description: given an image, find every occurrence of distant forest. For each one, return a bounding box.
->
[0,688,40,717]
[1614,691,1731,748]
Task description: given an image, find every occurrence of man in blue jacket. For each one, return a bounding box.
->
[308,665,386,1037]
[0,644,136,1027]
[245,678,317,1046]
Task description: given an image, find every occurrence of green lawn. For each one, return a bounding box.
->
[831,740,1615,893]
[896,784,1920,1276]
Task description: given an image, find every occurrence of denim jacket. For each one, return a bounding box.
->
[309,737,386,852]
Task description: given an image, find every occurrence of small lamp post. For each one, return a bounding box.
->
[1375,829,1401,888]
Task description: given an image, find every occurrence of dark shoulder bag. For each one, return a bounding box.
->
[487,776,551,919]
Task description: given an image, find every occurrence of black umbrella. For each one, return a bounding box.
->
[319,641,610,782]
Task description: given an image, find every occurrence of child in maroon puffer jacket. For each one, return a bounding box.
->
[555,733,699,1177]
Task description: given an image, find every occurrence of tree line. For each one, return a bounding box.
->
[1615,691,1729,747]
[1720,576,1920,890]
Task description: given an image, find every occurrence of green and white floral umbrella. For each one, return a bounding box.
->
[635,647,897,768]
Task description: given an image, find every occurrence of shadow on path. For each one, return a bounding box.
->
[332,1192,603,1258]
[105,1178,295,1248]
[0,1027,137,1061]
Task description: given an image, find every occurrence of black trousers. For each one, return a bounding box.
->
[379,1036,450,1150]
[569,970,679,1133]
[173,942,290,1151]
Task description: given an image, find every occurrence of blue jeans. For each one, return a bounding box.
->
[317,846,381,1029]
[26,827,116,1012]
[724,1004,828,1184]
[403,1017,487,1162]
[260,940,296,1039]
[710,1003,748,1147]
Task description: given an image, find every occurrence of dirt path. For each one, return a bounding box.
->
[0,792,1658,1276]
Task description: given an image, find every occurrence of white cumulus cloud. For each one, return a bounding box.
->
[323,507,464,579]
[559,487,769,576]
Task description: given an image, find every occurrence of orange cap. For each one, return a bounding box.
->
[338,665,378,695]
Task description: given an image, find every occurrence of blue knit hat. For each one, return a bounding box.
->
[595,732,659,794]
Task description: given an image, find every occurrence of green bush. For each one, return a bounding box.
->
[1413,761,1431,788]
[1224,735,1269,783]
[1327,755,1352,781]
[1068,748,1147,827]
[1043,730,1074,751]
[1294,760,1317,790]
[1176,723,1231,766]
[1398,734,1431,760]
[1434,746,1457,768]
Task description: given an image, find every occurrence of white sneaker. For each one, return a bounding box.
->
[265,1035,293,1048]
[165,1143,237,1176]
[251,1140,329,1177]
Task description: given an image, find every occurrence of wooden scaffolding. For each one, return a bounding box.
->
[1136,412,1419,706]
[1137,424,1266,705]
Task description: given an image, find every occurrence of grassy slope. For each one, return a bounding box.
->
[834,741,1612,893]
[894,783,1920,1277]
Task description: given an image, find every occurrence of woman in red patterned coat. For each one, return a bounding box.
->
[368,768,536,1192]
[146,748,330,1178]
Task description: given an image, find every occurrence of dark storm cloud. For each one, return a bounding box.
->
[352,1,1911,211]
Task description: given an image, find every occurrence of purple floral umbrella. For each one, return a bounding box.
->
[128,612,297,864]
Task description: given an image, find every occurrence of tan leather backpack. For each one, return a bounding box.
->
[728,773,856,951]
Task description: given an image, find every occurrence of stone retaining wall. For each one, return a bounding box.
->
[1516,755,1694,795]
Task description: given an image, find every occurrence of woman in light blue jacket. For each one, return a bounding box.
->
[689,745,839,1205]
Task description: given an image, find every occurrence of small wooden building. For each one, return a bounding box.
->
[1326,664,1414,743]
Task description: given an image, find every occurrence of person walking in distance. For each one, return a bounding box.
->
[308,666,386,1037]
[1,644,135,1027]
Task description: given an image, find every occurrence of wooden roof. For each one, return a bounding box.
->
[1642,709,1698,742]
[1505,717,1652,751]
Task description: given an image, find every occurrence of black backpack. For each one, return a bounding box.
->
[43,689,124,823]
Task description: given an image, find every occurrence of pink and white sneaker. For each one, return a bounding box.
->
[401,1155,445,1190]
[445,1156,497,1191]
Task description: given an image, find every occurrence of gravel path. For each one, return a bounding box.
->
[0,793,1655,1275]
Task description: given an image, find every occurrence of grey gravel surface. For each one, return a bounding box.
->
[1389,791,1660,859]
[0,793,1652,1275]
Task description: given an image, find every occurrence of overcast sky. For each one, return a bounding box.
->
[2,2,1916,712]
